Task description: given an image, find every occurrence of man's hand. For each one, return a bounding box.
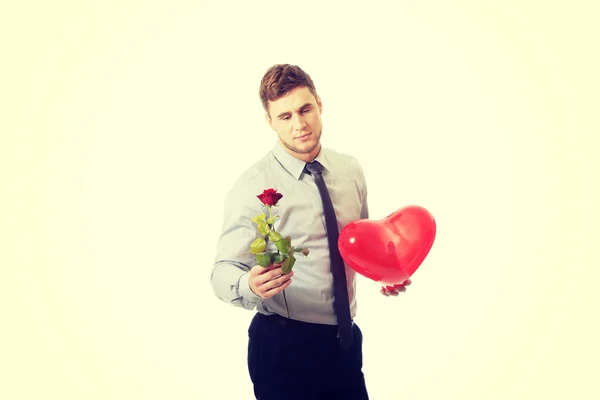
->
[380,279,411,297]
[248,263,293,299]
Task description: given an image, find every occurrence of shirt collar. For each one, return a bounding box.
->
[271,141,332,180]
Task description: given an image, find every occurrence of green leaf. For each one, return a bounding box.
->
[271,252,284,264]
[251,213,266,224]
[268,231,283,243]
[257,220,270,236]
[250,237,266,254]
[275,237,291,255]
[281,253,296,274]
[256,252,271,267]
[266,215,280,225]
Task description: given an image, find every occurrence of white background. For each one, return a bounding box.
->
[2,1,598,399]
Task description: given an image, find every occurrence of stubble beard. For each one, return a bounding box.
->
[279,128,322,156]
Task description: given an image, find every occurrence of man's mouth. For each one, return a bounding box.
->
[296,133,311,140]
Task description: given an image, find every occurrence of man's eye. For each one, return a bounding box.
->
[282,116,290,120]
[301,108,310,113]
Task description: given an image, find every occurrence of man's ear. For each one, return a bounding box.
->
[317,96,323,114]
[265,113,276,131]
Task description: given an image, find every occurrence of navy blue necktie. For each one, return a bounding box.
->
[305,160,353,349]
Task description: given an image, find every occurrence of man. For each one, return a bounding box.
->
[210,64,410,399]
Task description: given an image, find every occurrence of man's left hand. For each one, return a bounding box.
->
[380,279,411,296]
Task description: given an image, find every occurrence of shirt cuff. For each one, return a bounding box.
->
[238,272,262,303]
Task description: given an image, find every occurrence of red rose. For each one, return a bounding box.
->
[257,188,283,206]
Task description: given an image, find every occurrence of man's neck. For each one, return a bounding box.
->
[279,140,321,163]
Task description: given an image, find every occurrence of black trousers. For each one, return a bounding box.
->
[247,312,369,400]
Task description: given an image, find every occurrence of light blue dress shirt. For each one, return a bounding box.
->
[210,141,369,325]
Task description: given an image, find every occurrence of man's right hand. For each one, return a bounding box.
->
[248,263,293,299]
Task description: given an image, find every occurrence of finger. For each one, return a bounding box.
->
[395,286,406,293]
[254,274,289,298]
[259,264,281,274]
[257,271,292,294]
[267,275,292,291]
[263,277,292,298]
[250,264,275,278]
[403,279,412,286]
[254,267,286,286]
[250,272,278,292]
[265,267,286,281]
[267,272,293,290]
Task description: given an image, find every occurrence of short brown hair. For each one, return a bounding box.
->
[259,64,318,116]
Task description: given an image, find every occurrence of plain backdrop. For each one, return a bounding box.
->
[2,1,598,399]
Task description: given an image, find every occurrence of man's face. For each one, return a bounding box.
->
[266,86,323,162]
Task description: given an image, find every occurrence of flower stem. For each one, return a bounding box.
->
[268,205,289,317]
[282,290,290,319]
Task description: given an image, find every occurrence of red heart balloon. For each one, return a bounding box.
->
[338,205,436,285]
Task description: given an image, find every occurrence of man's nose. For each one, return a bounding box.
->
[292,113,307,131]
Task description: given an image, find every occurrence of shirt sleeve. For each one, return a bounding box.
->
[210,186,262,310]
[360,182,369,220]
[357,161,369,220]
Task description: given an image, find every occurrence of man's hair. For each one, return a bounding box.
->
[259,64,318,116]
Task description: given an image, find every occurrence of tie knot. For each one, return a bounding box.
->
[304,161,323,175]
